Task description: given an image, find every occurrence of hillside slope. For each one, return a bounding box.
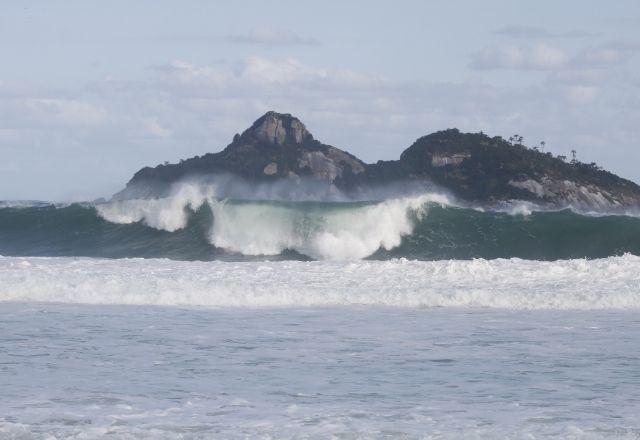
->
[114,112,640,210]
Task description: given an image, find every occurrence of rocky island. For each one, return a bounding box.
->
[115,111,640,210]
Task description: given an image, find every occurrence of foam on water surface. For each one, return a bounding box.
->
[97,187,451,260]
[1,304,639,439]
[1,254,640,309]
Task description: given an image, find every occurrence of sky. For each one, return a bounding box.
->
[1,0,640,200]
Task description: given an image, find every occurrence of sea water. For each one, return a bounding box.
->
[3,194,640,261]
[2,189,640,438]
[1,256,640,439]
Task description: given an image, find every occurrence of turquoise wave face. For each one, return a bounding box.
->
[1,200,640,261]
[375,205,640,260]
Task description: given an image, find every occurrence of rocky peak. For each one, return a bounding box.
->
[116,112,640,210]
[241,111,312,146]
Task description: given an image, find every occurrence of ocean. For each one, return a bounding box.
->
[1,191,640,438]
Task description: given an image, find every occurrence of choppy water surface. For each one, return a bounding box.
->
[1,304,639,439]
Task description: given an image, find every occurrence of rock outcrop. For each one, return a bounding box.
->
[386,128,640,209]
[115,111,365,199]
[114,112,640,210]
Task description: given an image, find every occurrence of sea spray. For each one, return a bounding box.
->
[96,183,217,232]
[98,183,452,259]
[207,195,444,259]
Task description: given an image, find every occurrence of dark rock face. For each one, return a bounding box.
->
[115,112,640,210]
[390,129,640,209]
[115,111,365,200]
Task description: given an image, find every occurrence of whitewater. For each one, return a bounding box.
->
[2,255,640,309]
[2,255,640,438]
[95,184,448,260]
[2,186,640,439]
[3,184,640,261]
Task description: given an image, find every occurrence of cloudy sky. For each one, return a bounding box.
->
[2,0,640,200]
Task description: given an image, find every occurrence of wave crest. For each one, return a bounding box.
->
[207,195,447,259]
[96,183,452,260]
[96,183,215,232]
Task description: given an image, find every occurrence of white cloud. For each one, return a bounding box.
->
[565,85,600,104]
[150,59,231,86]
[240,57,326,83]
[576,48,624,66]
[144,119,173,138]
[529,44,569,69]
[0,98,106,128]
[2,54,640,200]
[470,43,568,70]
[471,40,640,71]
[151,57,377,91]
[573,41,640,67]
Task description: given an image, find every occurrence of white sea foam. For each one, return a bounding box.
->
[3,303,639,439]
[1,255,639,309]
[96,183,452,259]
[96,183,216,232]
[207,195,444,259]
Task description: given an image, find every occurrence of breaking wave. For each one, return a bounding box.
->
[95,184,448,260]
[1,184,640,261]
